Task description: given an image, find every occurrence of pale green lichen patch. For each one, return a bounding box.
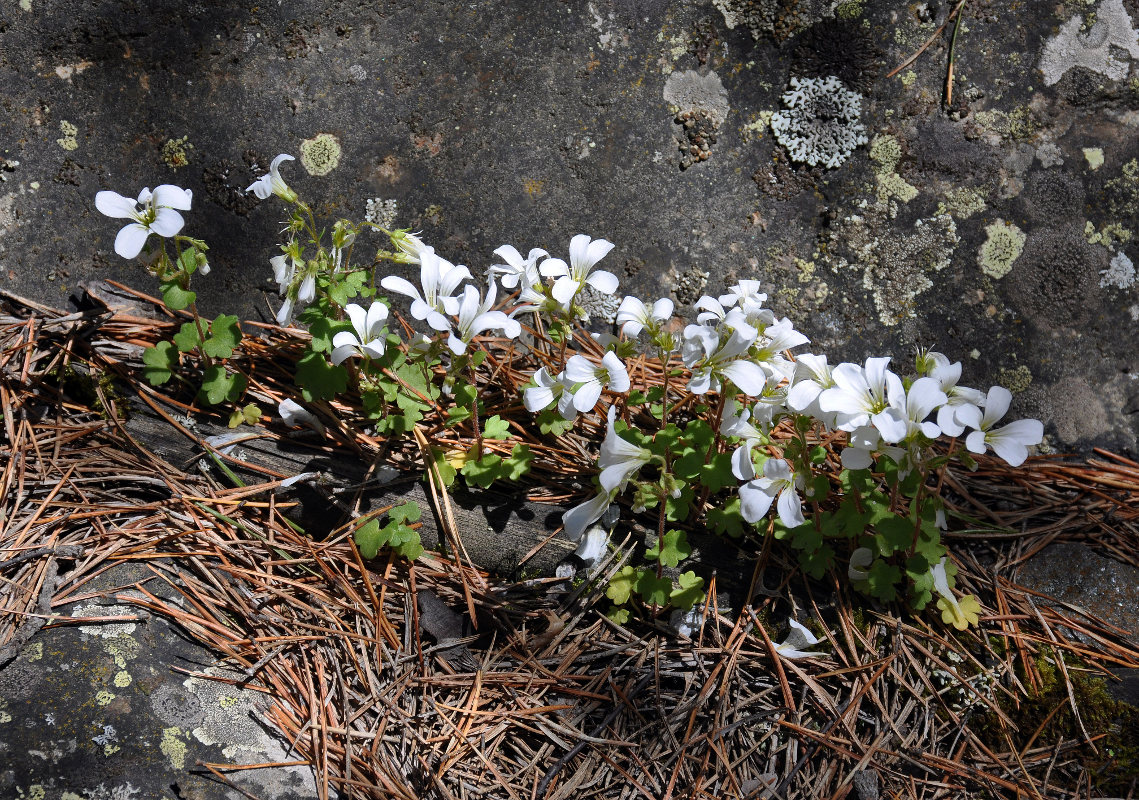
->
[1085,220,1132,250]
[999,365,1033,392]
[19,0,31,11]
[1084,147,1105,170]
[113,670,132,688]
[161,727,187,769]
[96,690,116,706]
[24,641,43,661]
[979,219,1026,279]
[869,135,917,203]
[940,187,988,219]
[161,136,193,169]
[300,133,341,176]
[835,0,863,18]
[56,121,78,151]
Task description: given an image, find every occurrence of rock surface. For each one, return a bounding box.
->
[1,0,1138,453]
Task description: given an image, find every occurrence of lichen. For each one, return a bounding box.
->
[997,365,1033,393]
[56,120,78,151]
[1038,0,1139,87]
[979,219,1026,279]
[1085,220,1132,250]
[662,70,729,126]
[771,76,867,169]
[299,133,341,176]
[161,136,193,169]
[876,172,918,204]
[24,642,43,661]
[868,135,901,173]
[365,197,398,229]
[96,690,116,706]
[1100,250,1136,288]
[160,727,187,770]
[940,187,987,219]
[113,670,132,688]
[1083,147,1105,170]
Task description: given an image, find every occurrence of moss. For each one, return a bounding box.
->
[979,650,1139,796]
[978,219,1026,279]
[300,133,341,176]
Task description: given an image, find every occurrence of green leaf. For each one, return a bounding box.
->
[670,571,705,611]
[173,321,205,353]
[461,452,504,489]
[354,518,384,560]
[797,543,834,579]
[607,606,631,624]
[141,341,178,386]
[160,280,196,311]
[866,559,902,602]
[483,414,512,440]
[227,403,262,428]
[707,496,746,538]
[606,565,639,605]
[295,352,348,402]
[308,315,349,354]
[875,516,915,556]
[430,450,458,488]
[698,451,739,494]
[636,571,673,607]
[203,314,242,359]
[841,468,875,494]
[354,502,423,560]
[327,269,368,307]
[537,408,574,436]
[501,443,533,481]
[199,365,247,405]
[906,554,936,609]
[645,529,692,568]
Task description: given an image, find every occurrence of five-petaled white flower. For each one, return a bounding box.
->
[381,250,472,331]
[489,244,547,289]
[818,357,905,439]
[445,282,522,355]
[597,407,652,493]
[562,351,630,415]
[331,302,390,364]
[682,324,767,396]
[95,185,193,259]
[540,234,618,313]
[616,296,674,338]
[957,386,1044,467]
[246,154,298,202]
[738,458,806,528]
[774,618,825,659]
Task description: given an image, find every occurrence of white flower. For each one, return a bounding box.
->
[562,490,614,542]
[719,280,769,316]
[270,245,303,295]
[738,458,805,528]
[848,547,873,581]
[95,184,193,259]
[331,302,390,364]
[246,154,297,202]
[840,425,883,470]
[572,526,610,570]
[958,386,1044,467]
[445,282,522,355]
[381,250,472,331]
[562,351,630,414]
[616,296,674,338]
[683,325,766,396]
[787,354,835,418]
[774,618,824,659]
[539,234,618,313]
[888,376,948,441]
[721,398,767,479]
[818,357,905,439]
[278,398,325,435]
[524,366,564,413]
[929,358,985,437]
[597,407,651,493]
[489,245,547,289]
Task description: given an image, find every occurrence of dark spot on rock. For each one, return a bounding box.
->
[909,117,998,184]
[792,19,879,92]
[1019,169,1086,223]
[1006,224,1105,327]
[202,150,265,216]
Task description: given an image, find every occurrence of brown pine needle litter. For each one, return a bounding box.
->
[2,287,1138,799]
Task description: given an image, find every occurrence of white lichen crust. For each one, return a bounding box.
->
[771,76,868,169]
[1038,0,1139,86]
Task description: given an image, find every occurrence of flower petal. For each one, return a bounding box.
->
[148,208,185,238]
[114,223,151,259]
[95,191,138,219]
